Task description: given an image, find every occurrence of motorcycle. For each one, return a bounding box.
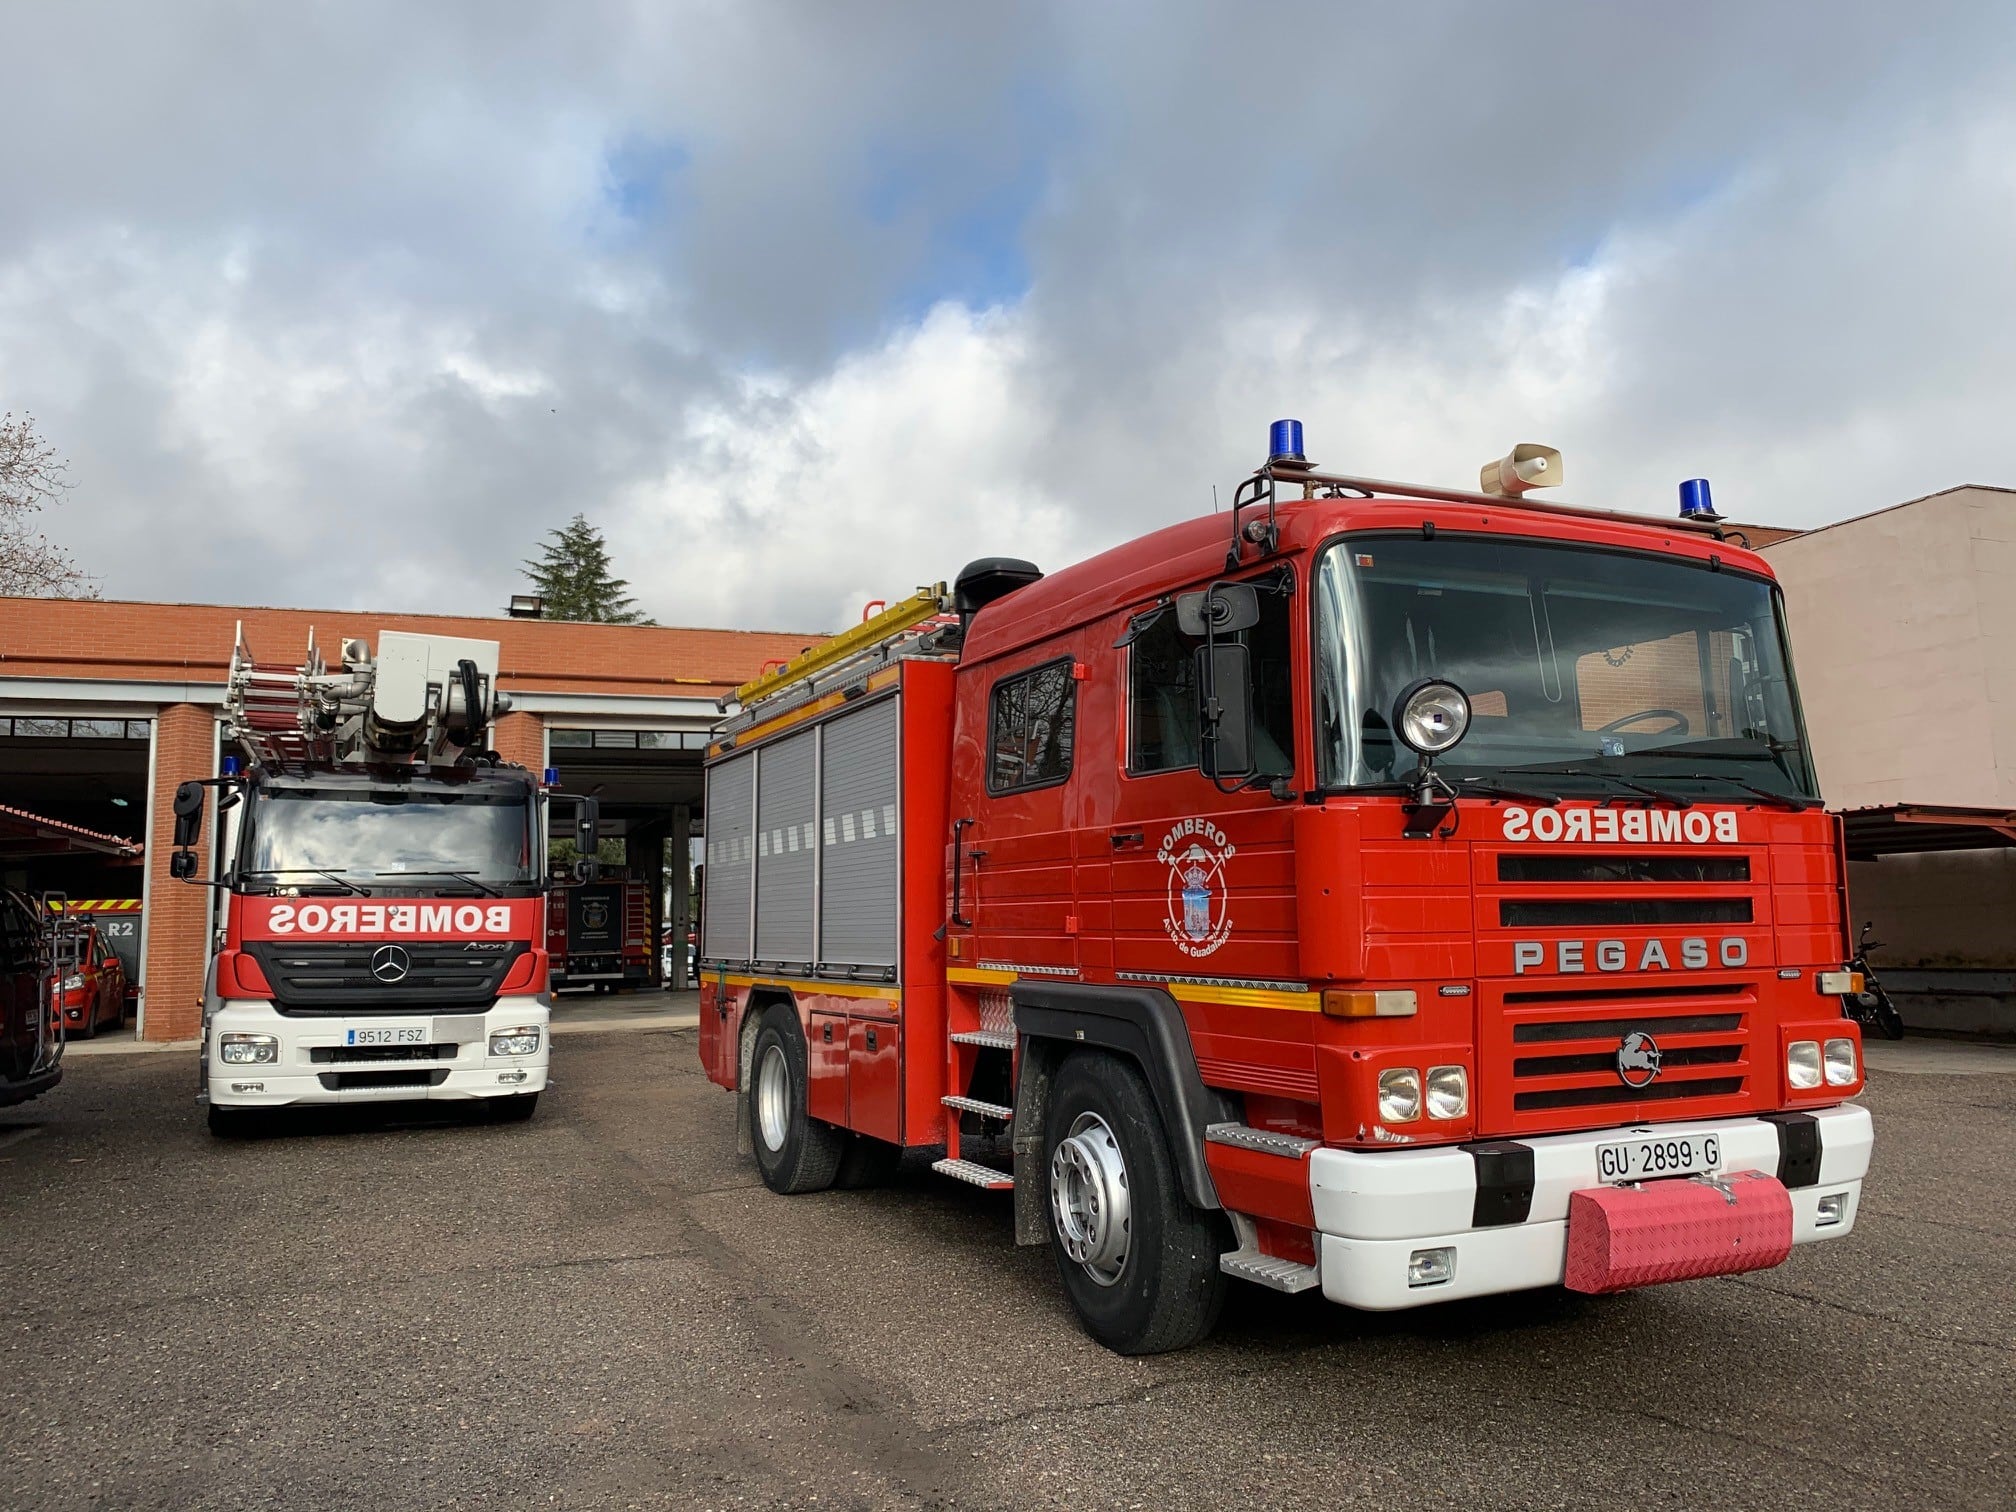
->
[1843,921,1905,1041]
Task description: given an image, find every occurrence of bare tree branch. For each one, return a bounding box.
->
[0,412,96,599]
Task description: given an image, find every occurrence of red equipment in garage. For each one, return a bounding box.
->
[697,424,1875,1354]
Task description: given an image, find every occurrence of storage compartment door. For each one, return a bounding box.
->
[702,753,755,963]
[819,700,900,972]
[755,730,817,966]
[847,1016,901,1142]
[807,1010,849,1126]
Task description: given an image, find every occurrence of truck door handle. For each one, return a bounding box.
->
[865,1027,878,1052]
[1111,831,1144,849]
[822,1023,833,1043]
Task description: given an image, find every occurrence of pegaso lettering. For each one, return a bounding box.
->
[1512,936,1749,974]
[265,903,514,936]
[1501,806,1739,845]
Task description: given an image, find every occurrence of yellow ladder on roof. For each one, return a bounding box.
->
[733,583,949,707]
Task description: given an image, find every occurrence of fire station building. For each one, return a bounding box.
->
[0,597,816,1042]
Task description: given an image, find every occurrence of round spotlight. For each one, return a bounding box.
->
[1392,680,1472,756]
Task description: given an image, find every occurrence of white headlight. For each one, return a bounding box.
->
[489,1026,542,1057]
[61,973,86,991]
[219,1033,278,1066]
[1377,1067,1422,1122]
[1393,680,1471,755]
[1787,1040,1822,1089]
[1823,1037,1858,1086]
[1425,1065,1468,1119]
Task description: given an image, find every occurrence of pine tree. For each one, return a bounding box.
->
[520,514,653,624]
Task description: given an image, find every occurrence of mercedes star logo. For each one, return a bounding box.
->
[1616,1030,1663,1088]
[370,944,411,984]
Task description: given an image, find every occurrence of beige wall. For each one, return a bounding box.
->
[1765,486,2016,810]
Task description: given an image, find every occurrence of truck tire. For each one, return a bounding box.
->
[206,1104,264,1139]
[1042,1050,1227,1355]
[748,1007,843,1195]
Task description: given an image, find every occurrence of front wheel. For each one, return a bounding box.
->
[486,1092,540,1122]
[1042,1052,1226,1355]
[747,1007,844,1194]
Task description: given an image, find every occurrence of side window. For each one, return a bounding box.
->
[988,657,1077,794]
[1127,583,1295,776]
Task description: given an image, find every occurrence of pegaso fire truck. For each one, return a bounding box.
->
[698,422,1874,1355]
[170,627,596,1134]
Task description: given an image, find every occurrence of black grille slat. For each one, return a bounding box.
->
[1513,1012,1743,1043]
[309,1044,460,1064]
[1515,1077,1745,1112]
[1505,982,1748,1007]
[1499,898,1753,927]
[317,1068,452,1090]
[1497,855,1750,884]
[1515,1044,1744,1076]
[246,941,526,1014]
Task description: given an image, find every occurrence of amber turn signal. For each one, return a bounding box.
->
[1321,989,1418,1019]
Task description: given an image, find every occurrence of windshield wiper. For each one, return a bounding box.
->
[1635,772,1816,811]
[1506,768,1693,808]
[239,868,363,895]
[372,869,506,897]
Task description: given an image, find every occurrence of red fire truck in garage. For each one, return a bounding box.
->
[698,424,1874,1354]
[170,627,596,1134]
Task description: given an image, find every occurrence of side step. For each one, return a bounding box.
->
[1205,1122,1320,1158]
[932,1157,1015,1190]
[1220,1246,1321,1294]
[950,1029,1014,1050]
[941,1094,1013,1122]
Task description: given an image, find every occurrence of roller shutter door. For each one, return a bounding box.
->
[702,752,754,962]
[819,699,900,970]
[754,729,816,964]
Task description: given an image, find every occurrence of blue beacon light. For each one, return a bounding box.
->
[1678,478,1723,523]
[221,755,242,777]
[542,767,560,788]
[1268,418,1306,466]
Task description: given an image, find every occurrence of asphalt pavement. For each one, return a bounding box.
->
[1,1031,2010,1511]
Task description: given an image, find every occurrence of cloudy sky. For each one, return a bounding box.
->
[3,1,2013,631]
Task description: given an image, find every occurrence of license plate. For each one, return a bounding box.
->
[1595,1132,1722,1183]
[346,1027,427,1047]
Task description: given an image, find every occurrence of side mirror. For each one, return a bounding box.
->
[576,796,601,856]
[172,781,206,848]
[1177,582,1260,637]
[574,857,599,884]
[1197,642,1255,779]
[169,851,198,881]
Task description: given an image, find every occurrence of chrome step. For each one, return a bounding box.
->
[1220,1246,1321,1294]
[950,1029,1015,1050]
[942,1094,1014,1121]
[932,1157,1015,1190]
[1205,1122,1320,1158]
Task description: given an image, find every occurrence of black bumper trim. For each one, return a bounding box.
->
[1759,1111,1821,1188]
[1465,1140,1536,1227]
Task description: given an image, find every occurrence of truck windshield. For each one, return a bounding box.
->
[1313,535,1817,799]
[238,787,534,891]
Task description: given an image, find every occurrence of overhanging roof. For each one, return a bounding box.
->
[1838,804,2016,861]
[0,803,145,861]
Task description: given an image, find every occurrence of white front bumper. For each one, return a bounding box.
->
[205,998,551,1108]
[1306,1104,1873,1311]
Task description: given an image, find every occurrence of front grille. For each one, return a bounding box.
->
[1488,985,1756,1132]
[1498,854,1750,884]
[309,1044,460,1064]
[317,1068,451,1090]
[1499,898,1753,927]
[246,941,526,1014]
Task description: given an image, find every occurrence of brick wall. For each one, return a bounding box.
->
[143,704,216,1042]
[490,710,545,772]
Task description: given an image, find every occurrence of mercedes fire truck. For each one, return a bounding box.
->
[171,627,596,1135]
[698,423,1874,1354]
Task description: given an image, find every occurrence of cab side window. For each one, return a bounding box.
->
[988,657,1077,793]
[1127,583,1295,776]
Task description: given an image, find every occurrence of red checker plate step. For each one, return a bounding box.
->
[1563,1171,1793,1294]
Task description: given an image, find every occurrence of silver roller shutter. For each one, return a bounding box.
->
[755,728,817,963]
[819,698,900,970]
[702,752,755,963]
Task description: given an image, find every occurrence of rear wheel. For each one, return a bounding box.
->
[1042,1052,1226,1355]
[748,1007,843,1195]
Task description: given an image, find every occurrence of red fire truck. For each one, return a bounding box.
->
[547,874,652,993]
[698,425,1874,1354]
[170,626,596,1134]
